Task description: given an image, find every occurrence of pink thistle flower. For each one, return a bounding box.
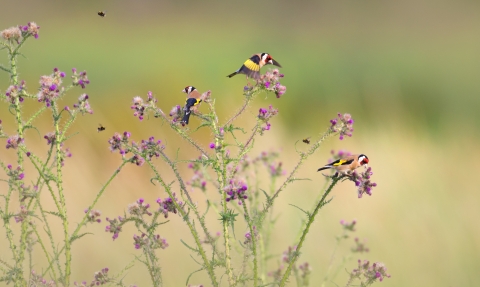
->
[1,26,22,42]
[330,113,355,140]
[157,193,183,218]
[6,135,24,149]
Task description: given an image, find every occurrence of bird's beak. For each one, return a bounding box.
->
[271,59,282,68]
[181,90,186,93]
[364,164,368,169]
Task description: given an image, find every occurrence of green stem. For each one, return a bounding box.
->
[240,198,258,287]
[159,151,223,260]
[24,106,47,127]
[36,197,63,280]
[155,109,210,158]
[321,230,347,287]
[22,148,62,213]
[143,243,162,287]
[142,251,158,287]
[260,128,335,219]
[51,103,71,286]
[22,147,65,279]
[71,160,128,238]
[208,100,235,286]
[144,158,218,287]
[0,187,19,269]
[32,225,58,281]
[158,150,193,204]
[3,46,25,284]
[42,160,127,278]
[279,177,341,287]
[223,86,259,127]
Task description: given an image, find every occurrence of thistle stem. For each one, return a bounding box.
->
[279,177,341,287]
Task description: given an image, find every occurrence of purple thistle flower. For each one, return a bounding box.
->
[85,209,102,224]
[258,68,287,98]
[157,193,183,218]
[43,132,56,145]
[14,206,28,223]
[37,70,64,106]
[6,135,24,149]
[340,219,357,231]
[244,226,258,244]
[209,142,215,149]
[108,132,131,154]
[127,198,152,216]
[349,260,390,283]
[224,178,248,204]
[137,136,165,160]
[131,154,145,166]
[1,26,22,42]
[330,113,354,140]
[258,105,278,135]
[72,69,90,89]
[350,167,377,198]
[105,216,124,240]
[5,82,26,104]
[74,93,93,115]
[131,92,158,121]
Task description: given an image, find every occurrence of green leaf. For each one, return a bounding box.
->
[180,239,199,253]
[70,232,93,243]
[44,211,64,219]
[288,204,309,216]
[219,209,239,239]
[185,267,204,286]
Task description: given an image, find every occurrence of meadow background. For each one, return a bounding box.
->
[1,0,480,286]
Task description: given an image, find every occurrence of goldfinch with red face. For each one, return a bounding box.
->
[317,154,369,176]
[227,53,282,80]
[181,86,202,125]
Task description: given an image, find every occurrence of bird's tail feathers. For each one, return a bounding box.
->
[182,111,191,125]
[227,71,238,78]
[317,165,332,172]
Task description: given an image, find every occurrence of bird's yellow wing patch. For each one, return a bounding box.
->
[332,160,347,166]
[243,59,260,71]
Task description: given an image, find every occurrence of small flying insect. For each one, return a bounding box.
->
[97,124,106,132]
[98,11,107,17]
[302,137,311,144]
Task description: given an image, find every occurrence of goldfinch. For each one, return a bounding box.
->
[317,154,369,176]
[98,11,107,17]
[227,53,282,80]
[181,86,202,125]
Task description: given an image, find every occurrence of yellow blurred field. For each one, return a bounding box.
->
[1,0,480,286]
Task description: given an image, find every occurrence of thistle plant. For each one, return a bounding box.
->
[0,22,135,286]
[0,20,389,287]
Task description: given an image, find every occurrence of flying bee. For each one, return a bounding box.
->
[302,137,311,144]
[98,11,107,17]
[97,124,106,132]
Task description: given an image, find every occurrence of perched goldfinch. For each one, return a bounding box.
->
[227,53,282,80]
[317,154,369,176]
[181,86,202,125]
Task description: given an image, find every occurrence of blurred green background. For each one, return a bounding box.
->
[1,0,480,286]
